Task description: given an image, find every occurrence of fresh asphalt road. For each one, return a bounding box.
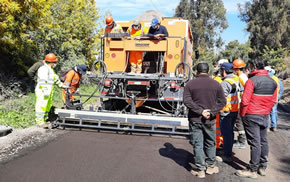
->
[0,117,290,182]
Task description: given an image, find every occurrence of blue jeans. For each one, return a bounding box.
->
[270,104,278,128]
[220,112,238,157]
[189,123,216,171]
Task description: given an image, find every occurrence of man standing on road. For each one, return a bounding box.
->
[236,59,277,179]
[265,66,284,132]
[184,62,226,179]
[233,59,248,149]
[35,53,62,129]
[219,63,241,162]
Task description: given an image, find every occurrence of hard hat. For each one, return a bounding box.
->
[45,53,58,62]
[218,59,228,66]
[220,63,233,71]
[106,16,114,25]
[77,64,87,75]
[233,59,246,68]
[133,20,140,26]
[151,18,159,26]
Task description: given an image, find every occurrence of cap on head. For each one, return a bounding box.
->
[106,16,114,25]
[221,63,233,72]
[218,59,228,66]
[45,53,58,62]
[77,64,87,75]
[233,58,246,69]
[197,62,209,73]
[151,18,159,26]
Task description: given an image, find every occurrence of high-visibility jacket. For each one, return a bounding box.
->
[127,25,149,37]
[35,64,61,125]
[62,69,81,103]
[221,76,240,112]
[105,23,123,33]
[237,72,248,98]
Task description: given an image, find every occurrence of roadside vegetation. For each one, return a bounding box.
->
[0,84,98,128]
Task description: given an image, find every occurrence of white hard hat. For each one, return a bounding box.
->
[264,66,272,72]
[218,59,228,65]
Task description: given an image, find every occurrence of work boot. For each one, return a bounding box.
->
[190,169,205,178]
[216,156,223,162]
[236,169,258,179]
[206,166,219,175]
[270,127,277,132]
[222,155,232,163]
[233,141,246,149]
[258,168,266,176]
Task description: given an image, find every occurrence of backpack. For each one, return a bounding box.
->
[59,68,73,82]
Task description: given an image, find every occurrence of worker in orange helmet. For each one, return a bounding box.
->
[127,20,149,73]
[62,64,87,107]
[35,53,62,128]
[232,58,248,149]
[105,16,123,34]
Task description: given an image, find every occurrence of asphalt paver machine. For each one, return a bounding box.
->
[55,17,194,135]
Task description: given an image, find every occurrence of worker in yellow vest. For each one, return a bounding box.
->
[127,20,148,73]
[233,59,248,149]
[219,62,241,162]
[265,66,284,131]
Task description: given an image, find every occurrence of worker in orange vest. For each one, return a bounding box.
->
[213,59,229,150]
[127,20,148,73]
[104,16,123,34]
[62,64,87,106]
[219,62,241,162]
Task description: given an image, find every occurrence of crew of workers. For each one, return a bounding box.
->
[28,16,284,179]
[187,58,283,179]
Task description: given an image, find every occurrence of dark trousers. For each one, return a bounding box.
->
[189,122,216,171]
[220,112,238,157]
[235,113,246,143]
[243,114,269,172]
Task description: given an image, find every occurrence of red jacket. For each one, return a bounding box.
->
[240,69,277,117]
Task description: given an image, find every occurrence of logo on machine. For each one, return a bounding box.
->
[135,43,150,47]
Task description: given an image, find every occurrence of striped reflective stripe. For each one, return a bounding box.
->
[253,93,273,96]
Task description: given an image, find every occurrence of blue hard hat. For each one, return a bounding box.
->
[221,63,233,71]
[151,18,159,26]
[77,64,87,75]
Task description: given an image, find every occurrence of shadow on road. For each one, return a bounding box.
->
[159,142,194,171]
[278,157,290,177]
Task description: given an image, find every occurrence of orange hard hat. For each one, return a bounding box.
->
[45,53,58,62]
[233,59,245,68]
[106,16,114,25]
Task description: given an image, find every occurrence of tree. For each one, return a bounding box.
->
[219,40,253,62]
[0,0,101,76]
[239,0,290,55]
[34,0,101,70]
[175,0,228,50]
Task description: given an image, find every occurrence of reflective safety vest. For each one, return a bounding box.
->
[271,75,280,101]
[105,23,123,33]
[128,25,149,37]
[214,76,223,83]
[221,76,240,112]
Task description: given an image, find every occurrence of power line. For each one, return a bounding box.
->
[150,0,161,12]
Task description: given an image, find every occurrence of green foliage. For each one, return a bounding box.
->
[219,40,253,62]
[0,93,36,128]
[262,46,288,72]
[175,0,228,50]
[239,0,290,55]
[0,83,99,128]
[0,0,101,77]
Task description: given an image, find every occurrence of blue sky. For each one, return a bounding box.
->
[96,0,249,46]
